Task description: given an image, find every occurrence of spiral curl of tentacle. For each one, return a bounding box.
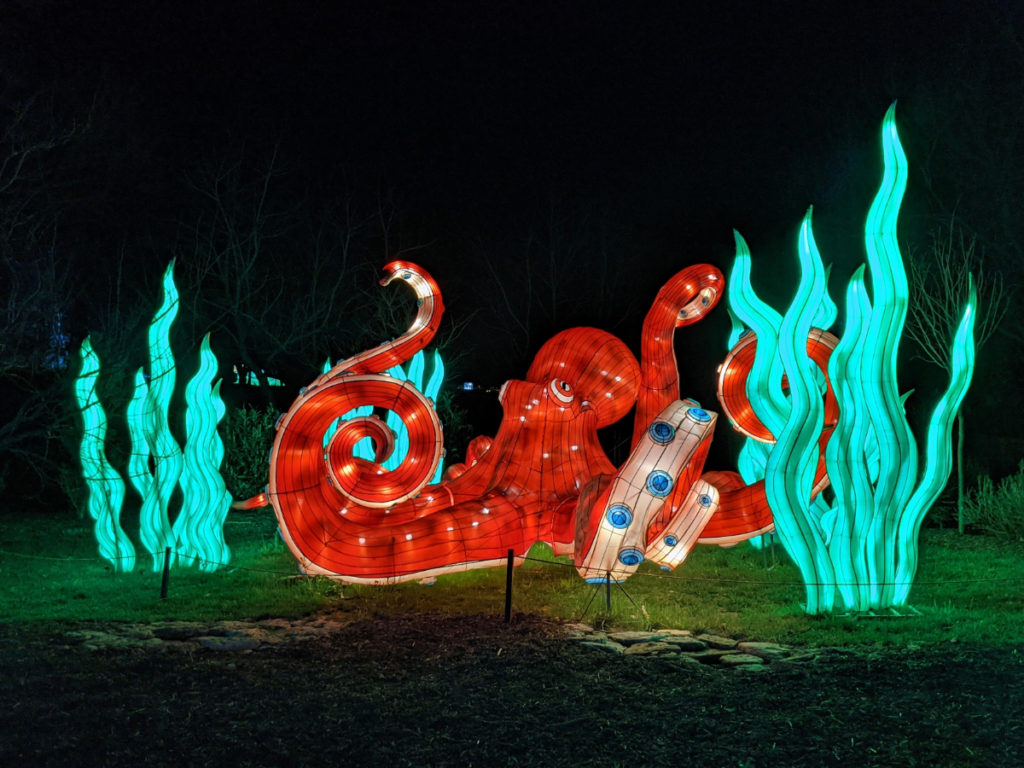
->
[268,262,445,521]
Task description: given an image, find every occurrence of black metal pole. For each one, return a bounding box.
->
[605,572,611,612]
[504,549,514,623]
[160,546,171,599]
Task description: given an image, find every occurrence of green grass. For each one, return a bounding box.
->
[3,507,1024,648]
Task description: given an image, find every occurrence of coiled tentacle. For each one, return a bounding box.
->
[267,263,446,574]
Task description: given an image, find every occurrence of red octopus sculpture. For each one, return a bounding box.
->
[261,261,837,584]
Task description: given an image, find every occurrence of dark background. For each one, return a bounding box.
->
[2,0,1022,499]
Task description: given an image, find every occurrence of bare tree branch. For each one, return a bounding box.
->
[906,216,1009,370]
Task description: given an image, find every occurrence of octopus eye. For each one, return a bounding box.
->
[549,378,574,404]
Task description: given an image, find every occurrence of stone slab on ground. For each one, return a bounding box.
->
[696,633,739,649]
[623,641,675,655]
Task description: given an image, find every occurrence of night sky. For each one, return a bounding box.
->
[11,1,1003,248]
[4,0,1021,467]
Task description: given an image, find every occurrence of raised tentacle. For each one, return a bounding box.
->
[313,260,445,384]
[633,265,723,447]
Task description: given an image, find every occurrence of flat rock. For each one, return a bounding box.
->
[608,631,669,646]
[579,639,625,654]
[64,629,115,645]
[696,633,738,650]
[623,641,675,656]
[718,653,766,666]
[688,649,739,664]
[661,636,707,652]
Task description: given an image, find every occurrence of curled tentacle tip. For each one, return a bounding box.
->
[379,261,404,285]
[379,261,423,288]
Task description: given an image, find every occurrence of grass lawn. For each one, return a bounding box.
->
[3,505,1023,649]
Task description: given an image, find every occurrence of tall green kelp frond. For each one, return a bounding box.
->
[858,102,917,605]
[892,282,976,604]
[765,209,835,613]
[824,266,875,608]
[140,260,183,569]
[175,334,232,571]
[728,231,788,437]
[74,338,134,571]
[125,368,152,505]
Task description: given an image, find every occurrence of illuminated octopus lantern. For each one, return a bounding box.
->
[261,261,838,584]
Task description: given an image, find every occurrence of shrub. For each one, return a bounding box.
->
[962,461,1024,540]
[219,405,278,500]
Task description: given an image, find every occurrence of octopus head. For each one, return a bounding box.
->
[521,327,640,428]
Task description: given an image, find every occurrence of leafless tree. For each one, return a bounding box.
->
[483,192,641,368]
[173,146,369,402]
[173,146,473,406]
[0,85,92,495]
[906,218,1010,532]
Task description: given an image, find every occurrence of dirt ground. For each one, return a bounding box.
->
[2,611,1022,767]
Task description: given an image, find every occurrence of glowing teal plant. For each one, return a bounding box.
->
[77,260,233,574]
[74,338,135,571]
[125,369,152,503]
[323,349,446,482]
[729,104,975,613]
[173,334,232,571]
[138,261,184,569]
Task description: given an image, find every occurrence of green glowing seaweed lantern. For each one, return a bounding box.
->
[74,337,135,571]
[727,104,975,613]
[174,334,232,571]
[139,260,184,569]
[125,368,152,505]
